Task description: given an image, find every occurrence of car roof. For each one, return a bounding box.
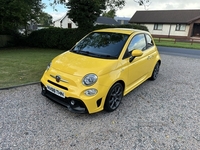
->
[93,28,148,35]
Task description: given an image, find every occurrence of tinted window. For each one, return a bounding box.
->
[71,32,129,59]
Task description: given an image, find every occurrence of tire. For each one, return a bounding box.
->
[104,83,124,112]
[150,62,160,80]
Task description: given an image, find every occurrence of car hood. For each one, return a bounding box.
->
[51,51,119,76]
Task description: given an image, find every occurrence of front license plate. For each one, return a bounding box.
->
[46,85,65,98]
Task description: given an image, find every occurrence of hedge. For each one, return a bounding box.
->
[25,24,148,50]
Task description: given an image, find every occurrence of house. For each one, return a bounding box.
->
[129,10,200,39]
[18,20,38,35]
[53,13,78,28]
[114,17,131,25]
[53,15,119,28]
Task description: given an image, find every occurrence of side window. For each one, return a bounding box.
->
[145,34,154,49]
[123,34,146,59]
[127,34,146,52]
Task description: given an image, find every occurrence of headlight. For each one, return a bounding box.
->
[82,74,98,86]
[46,62,51,70]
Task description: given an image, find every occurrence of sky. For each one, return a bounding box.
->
[42,0,200,21]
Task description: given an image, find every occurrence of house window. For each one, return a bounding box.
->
[154,24,163,30]
[68,23,72,28]
[176,24,186,31]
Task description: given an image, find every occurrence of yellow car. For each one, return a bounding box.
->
[41,28,161,114]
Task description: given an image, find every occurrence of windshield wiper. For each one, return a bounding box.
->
[78,51,96,56]
[97,54,117,59]
[72,50,117,59]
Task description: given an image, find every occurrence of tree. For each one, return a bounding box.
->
[66,0,106,29]
[102,9,116,18]
[0,0,44,34]
[134,0,151,10]
[105,0,125,10]
[102,0,125,18]
[39,12,53,27]
[51,0,125,29]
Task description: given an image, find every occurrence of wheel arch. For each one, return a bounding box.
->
[104,80,125,112]
[107,80,125,96]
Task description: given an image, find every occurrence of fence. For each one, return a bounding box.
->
[154,37,200,45]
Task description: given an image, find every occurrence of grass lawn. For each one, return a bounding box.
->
[0,40,199,89]
[0,48,65,88]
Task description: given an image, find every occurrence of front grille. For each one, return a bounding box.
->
[48,80,68,90]
[41,83,87,113]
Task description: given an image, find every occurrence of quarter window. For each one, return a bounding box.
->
[154,24,163,30]
[145,34,154,48]
[176,24,186,31]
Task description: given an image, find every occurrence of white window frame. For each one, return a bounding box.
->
[154,24,163,30]
[176,24,186,31]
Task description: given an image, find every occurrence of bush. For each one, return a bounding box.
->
[26,27,90,50]
[26,24,148,50]
[0,30,25,48]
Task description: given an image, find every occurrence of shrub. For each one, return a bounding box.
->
[26,24,148,50]
[0,30,25,48]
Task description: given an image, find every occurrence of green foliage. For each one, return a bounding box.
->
[39,12,53,27]
[102,10,116,18]
[66,0,106,29]
[105,0,125,10]
[50,0,125,29]
[26,27,90,49]
[26,24,148,50]
[116,24,149,31]
[0,0,44,34]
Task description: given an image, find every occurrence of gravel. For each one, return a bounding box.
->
[1,54,200,150]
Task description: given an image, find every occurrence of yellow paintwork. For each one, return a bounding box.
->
[41,28,161,114]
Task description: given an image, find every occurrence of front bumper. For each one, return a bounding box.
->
[41,82,106,114]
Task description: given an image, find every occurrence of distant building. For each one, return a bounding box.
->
[53,13,77,28]
[53,14,119,28]
[129,9,200,39]
[114,17,131,25]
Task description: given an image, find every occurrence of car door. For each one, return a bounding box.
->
[143,33,158,74]
[122,33,154,91]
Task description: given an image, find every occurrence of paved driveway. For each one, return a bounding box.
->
[1,54,200,150]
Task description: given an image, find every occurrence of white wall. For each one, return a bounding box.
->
[54,19,61,28]
[53,16,77,28]
[170,25,190,36]
[61,16,77,28]
[145,24,190,37]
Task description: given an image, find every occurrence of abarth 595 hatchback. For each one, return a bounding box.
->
[41,28,161,114]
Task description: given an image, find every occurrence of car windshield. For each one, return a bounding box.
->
[71,32,129,59]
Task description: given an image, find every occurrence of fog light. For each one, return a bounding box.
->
[84,89,98,96]
[71,100,75,105]
[42,86,46,91]
[41,85,46,96]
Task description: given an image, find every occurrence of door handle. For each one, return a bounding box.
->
[147,56,151,60]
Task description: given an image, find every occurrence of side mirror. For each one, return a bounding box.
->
[131,50,143,57]
[129,50,143,62]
